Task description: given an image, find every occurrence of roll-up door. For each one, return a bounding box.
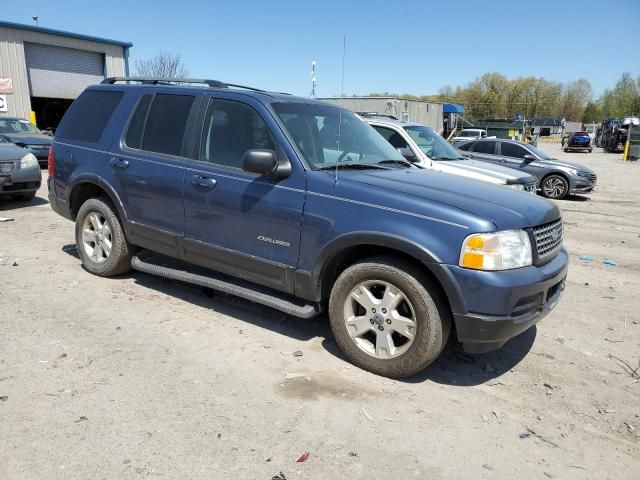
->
[24,43,104,99]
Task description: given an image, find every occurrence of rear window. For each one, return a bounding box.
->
[56,90,123,143]
[472,141,496,154]
[125,94,195,157]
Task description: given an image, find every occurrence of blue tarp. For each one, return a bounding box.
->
[443,103,464,114]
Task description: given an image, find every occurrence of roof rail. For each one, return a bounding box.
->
[102,77,267,92]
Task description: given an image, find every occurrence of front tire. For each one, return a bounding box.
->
[328,256,450,378]
[540,174,569,200]
[75,197,132,276]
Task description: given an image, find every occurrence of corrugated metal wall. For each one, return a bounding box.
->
[0,25,126,119]
[320,97,444,131]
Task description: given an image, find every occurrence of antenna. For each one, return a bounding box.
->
[341,35,346,96]
[310,61,317,98]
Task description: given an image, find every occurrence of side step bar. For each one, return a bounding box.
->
[131,255,321,319]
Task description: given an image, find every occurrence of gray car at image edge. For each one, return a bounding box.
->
[457,138,597,200]
[0,138,42,200]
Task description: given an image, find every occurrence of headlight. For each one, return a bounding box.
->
[460,230,532,270]
[19,153,39,169]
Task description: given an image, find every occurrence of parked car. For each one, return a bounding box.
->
[48,77,568,378]
[0,137,42,201]
[0,117,52,167]
[457,139,597,200]
[563,131,592,153]
[451,128,495,145]
[365,116,537,193]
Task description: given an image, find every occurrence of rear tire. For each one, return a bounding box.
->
[540,174,569,200]
[75,197,132,276]
[328,256,450,378]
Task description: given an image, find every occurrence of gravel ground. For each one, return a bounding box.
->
[1,143,639,480]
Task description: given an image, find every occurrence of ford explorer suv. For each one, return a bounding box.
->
[458,138,597,199]
[48,77,568,378]
[364,115,537,193]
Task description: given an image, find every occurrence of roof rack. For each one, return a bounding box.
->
[101,77,267,92]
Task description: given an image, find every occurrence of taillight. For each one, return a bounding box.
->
[47,145,54,177]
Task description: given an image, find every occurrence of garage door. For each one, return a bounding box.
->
[24,43,104,99]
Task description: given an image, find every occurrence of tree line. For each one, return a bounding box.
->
[369,72,640,123]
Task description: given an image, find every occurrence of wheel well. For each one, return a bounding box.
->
[319,245,451,311]
[69,183,110,219]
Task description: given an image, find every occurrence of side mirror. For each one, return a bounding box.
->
[242,149,290,179]
[523,154,536,163]
[397,147,418,162]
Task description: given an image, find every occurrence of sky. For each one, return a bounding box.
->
[4,0,640,98]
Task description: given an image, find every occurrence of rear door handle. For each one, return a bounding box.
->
[110,157,129,169]
[191,174,217,190]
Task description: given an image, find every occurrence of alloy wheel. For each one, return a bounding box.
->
[343,280,417,359]
[81,212,113,263]
[543,177,566,198]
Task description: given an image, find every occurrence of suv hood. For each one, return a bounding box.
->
[438,158,535,184]
[1,133,52,146]
[345,168,560,230]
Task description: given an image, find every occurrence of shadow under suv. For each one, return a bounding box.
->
[48,77,568,378]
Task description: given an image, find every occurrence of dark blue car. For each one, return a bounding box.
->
[564,131,592,153]
[48,77,568,377]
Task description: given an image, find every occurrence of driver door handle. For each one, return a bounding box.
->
[191,174,217,190]
[110,157,129,169]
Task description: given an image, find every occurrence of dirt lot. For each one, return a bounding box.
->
[1,143,639,479]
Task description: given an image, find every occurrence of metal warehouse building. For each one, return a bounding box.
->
[319,96,445,132]
[0,20,131,130]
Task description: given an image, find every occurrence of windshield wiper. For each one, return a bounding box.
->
[318,163,385,171]
[431,156,464,161]
[376,159,414,168]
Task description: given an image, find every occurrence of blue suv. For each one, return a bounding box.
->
[48,77,568,377]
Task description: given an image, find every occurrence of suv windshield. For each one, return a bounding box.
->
[271,102,406,170]
[403,125,463,160]
[0,119,41,135]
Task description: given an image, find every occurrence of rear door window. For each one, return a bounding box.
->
[457,142,473,151]
[500,142,528,158]
[141,94,195,156]
[56,90,123,143]
[472,141,496,154]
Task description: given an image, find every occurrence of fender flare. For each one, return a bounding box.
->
[311,231,466,314]
[66,173,128,223]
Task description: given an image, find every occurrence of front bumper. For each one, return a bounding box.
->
[448,248,569,353]
[0,165,42,195]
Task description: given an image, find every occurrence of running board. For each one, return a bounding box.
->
[130,255,321,319]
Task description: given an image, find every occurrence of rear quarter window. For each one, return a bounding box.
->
[56,90,123,143]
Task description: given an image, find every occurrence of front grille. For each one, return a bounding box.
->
[0,162,15,174]
[577,171,597,183]
[533,218,563,260]
[1,181,40,191]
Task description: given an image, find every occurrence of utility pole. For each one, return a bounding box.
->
[310,61,317,98]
